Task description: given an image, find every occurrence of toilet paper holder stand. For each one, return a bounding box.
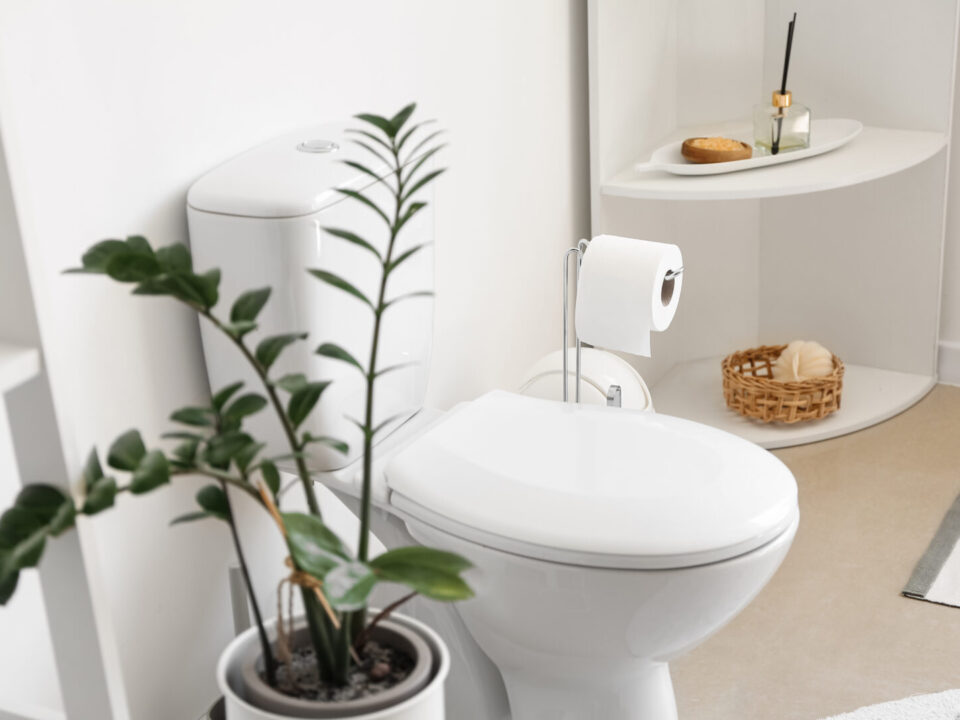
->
[561,238,683,403]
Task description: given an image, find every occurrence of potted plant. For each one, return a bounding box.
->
[0,104,470,719]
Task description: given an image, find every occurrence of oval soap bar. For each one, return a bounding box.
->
[772,340,834,382]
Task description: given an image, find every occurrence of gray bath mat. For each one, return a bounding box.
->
[903,493,960,607]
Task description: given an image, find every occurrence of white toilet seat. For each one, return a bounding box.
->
[386,390,798,570]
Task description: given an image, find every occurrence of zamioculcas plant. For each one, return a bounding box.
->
[0,104,470,704]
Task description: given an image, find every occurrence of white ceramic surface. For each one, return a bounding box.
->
[404,508,798,720]
[638,118,862,176]
[387,391,797,568]
[217,614,449,720]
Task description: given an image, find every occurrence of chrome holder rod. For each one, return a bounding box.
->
[562,239,590,403]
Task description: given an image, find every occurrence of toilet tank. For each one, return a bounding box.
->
[187,122,434,471]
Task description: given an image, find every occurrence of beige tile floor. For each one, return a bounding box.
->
[671,384,960,720]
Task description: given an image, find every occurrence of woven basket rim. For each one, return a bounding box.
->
[721,344,845,387]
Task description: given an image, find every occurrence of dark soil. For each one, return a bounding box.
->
[265,639,415,702]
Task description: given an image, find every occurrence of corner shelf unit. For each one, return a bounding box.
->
[588,0,959,448]
[603,125,947,201]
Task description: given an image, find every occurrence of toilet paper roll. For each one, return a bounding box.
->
[575,235,683,357]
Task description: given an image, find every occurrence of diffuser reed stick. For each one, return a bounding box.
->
[772,12,797,155]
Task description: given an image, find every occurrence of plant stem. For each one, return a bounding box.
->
[171,467,261,502]
[221,483,278,686]
[199,310,322,517]
[352,591,417,652]
[358,141,405,563]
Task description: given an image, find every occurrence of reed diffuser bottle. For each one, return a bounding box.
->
[754,13,810,156]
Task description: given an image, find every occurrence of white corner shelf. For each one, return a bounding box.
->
[602,125,946,201]
[0,342,40,394]
[651,356,936,449]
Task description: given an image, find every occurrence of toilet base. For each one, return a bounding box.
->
[501,661,676,720]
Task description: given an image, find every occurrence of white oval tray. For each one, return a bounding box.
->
[636,118,863,176]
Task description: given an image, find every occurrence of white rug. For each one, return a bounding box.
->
[821,690,960,719]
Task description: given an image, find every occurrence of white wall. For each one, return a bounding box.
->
[940,50,960,383]
[0,2,589,718]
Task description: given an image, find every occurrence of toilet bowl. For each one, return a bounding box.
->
[188,122,799,720]
[323,390,798,720]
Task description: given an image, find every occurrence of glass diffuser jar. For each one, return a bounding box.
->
[753,90,810,156]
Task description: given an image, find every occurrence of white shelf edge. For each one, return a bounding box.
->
[601,125,947,201]
[651,357,936,449]
[0,342,41,394]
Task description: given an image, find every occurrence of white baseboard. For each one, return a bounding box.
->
[939,340,960,386]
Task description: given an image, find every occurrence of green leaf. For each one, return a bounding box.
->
[308,269,373,309]
[401,169,445,205]
[225,320,257,338]
[107,430,147,471]
[374,362,416,379]
[82,449,104,490]
[0,508,47,569]
[302,434,349,455]
[105,250,161,282]
[274,373,308,393]
[260,460,281,496]
[82,476,117,515]
[385,244,429,275]
[212,382,244,412]
[354,112,396,138]
[370,546,473,601]
[404,131,445,166]
[287,381,331,430]
[335,188,391,227]
[223,393,268,422]
[16,486,75,536]
[0,485,79,605]
[348,138,392,167]
[383,291,434,311]
[233,441,265,473]
[130,451,169,495]
[170,511,210,526]
[325,561,378,612]
[0,568,18,605]
[162,431,205,441]
[203,431,254,468]
[396,119,437,154]
[230,287,271,324]
[389,103,417,135]
[282,513,350,577]
[135,268,218,308]
[170,406,215,427]
[125,235,153,255]
[255,333,307,371]
[315,343,365,373]
[342,160,385,184]
[322,227,382,261]
[395,201,427,235]
[79,239,128,273]
[196,485,231,521]
[403,142,445,183]
[156,243,192,273]
[197,269,221,308]
[346,128,393,153]
[171,438,201,467]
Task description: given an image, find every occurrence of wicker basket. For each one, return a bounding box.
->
[721,344,844,424]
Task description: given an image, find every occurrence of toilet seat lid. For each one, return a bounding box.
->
[386,391,798,569]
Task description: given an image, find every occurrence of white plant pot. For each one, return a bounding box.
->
[217,613,449,720]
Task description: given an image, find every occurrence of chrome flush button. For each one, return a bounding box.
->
[296,139,339,154]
